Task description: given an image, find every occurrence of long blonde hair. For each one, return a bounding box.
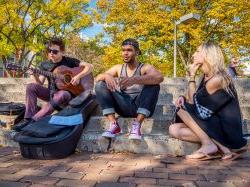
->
[200,42,234,96]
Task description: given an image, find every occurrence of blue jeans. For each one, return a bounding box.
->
[95,81,160,117]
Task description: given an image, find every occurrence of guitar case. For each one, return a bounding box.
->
[13,95,98,159]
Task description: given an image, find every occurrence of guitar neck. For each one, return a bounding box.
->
[29,67,61,79]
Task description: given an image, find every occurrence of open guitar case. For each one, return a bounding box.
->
[13,93,98,159]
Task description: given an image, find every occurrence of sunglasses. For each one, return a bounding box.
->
[48,48,60,55]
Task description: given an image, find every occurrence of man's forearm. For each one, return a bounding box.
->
[95,73,106,82]
[77,63,93,78]
[133,74,163,85]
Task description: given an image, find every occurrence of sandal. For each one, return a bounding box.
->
[185,151,222,161]
[221,147,248,161]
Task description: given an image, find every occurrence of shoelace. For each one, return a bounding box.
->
[109,122,118,132]
[131,123,140,134]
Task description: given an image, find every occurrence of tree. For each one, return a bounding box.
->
[96,0,250,76]
[0,0,92,72]
[65,33,105,76]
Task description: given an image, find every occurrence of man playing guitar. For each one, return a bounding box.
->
[14,37,93,131]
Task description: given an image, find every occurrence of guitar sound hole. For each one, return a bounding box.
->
[64,75,72,84]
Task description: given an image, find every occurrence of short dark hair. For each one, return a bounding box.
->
[122,38,141,55]
[48,37,65,51]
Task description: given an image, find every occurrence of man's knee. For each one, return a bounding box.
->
[169,124,181,139]
[95,81,107,94]
[26,83,39,94]
[53,91,71,103]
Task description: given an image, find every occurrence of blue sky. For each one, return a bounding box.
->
[81,0,104,39]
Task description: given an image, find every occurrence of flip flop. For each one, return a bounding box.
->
[222,147,248,161]
[185,151,222,161]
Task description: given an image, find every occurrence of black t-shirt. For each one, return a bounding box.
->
[39,56,81,95]
[40,56,80,72]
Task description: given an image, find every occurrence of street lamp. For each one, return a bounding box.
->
[173,13,201,78]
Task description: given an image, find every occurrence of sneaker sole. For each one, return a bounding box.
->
[102,132,122,138]
[128,135,142,140]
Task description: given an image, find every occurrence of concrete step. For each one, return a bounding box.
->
[243,119,250,134]
[91,104,176,118]
[91,102,250,121]
[0,129,19,147]
[1,89,249,119]
[0,114,248,156]
[163,77,250,87]
[241,105,250,119]
[85,116,172,135]
[1,88,249,105]
[0,78,32,85]
[0,127,199,156]
[78,133,199,156]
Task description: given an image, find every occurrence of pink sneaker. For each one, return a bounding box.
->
[129,120,142,140]
[102,121,121,138]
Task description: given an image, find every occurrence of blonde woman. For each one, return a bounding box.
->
[169,42,247,161]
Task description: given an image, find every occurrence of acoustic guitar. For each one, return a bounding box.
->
[6,63,94,96]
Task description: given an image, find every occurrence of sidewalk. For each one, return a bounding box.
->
[0,147,250,187]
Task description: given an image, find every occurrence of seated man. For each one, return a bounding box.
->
[14,37,93,131]
[95,38,163,140]
[227,57,241,78]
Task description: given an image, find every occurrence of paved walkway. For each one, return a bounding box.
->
[0,147,250,187]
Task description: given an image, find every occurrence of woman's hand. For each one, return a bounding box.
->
[188,62,202,76]
[175,96,185,108]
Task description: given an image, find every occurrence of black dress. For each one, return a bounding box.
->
[176,77,247,149]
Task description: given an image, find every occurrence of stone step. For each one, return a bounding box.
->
[1,77,250,91]
[1,90,250,119]
[243,119,250,134]
[0,118,248,156]
[163,77,250,87]
[1,77,250,85]
[1,88,249,105]
[91,103,176,118]
[85,116,172,135]
[0,78,33,85]
[241,105,250,119]
[0,129,19,147]
[78,133,199,156]
[91,102,250,121]
[0,127,199,156]
[160,84,250,98]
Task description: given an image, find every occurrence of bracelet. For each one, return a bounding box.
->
[188,76,195,82]
[188,80,196,83]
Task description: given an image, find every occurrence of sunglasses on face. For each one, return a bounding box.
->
[47,48,60,55]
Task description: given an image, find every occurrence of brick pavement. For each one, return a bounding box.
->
[0,147,250,187]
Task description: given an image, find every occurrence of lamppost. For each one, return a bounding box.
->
[173,13,201,78]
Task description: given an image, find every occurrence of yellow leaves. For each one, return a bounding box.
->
[96,0,250,76]
[0,0,92,65]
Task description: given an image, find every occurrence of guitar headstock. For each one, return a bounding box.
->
[6,63,25,72]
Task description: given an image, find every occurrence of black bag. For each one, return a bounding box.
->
[0,102,25,126]
[13,96,98,159]
[0,102,25,115]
